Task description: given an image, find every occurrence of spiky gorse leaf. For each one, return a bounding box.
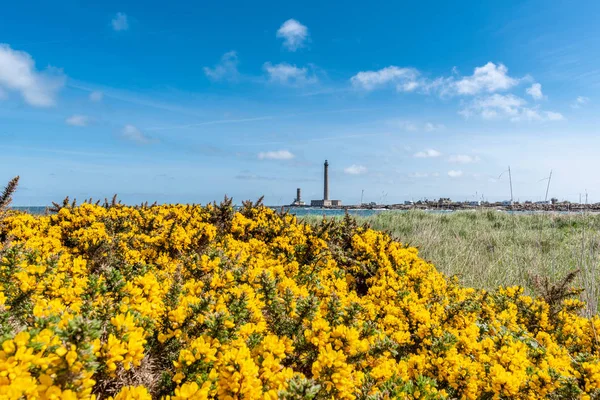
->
[0,200,599,399]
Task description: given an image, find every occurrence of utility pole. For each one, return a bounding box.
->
[544,170,552,202]
[508,166,514,204]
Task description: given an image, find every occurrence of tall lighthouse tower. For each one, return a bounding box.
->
[311,159,341,207]
[323,160,329,201]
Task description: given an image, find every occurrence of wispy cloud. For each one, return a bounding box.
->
[424,122,445,132]
[89,91,103,102]
[414,149,441,158]
[145,116,274,132]
[263,62,318,86]
[204,51,239,82]
[448,170,463,178]
[112,12,129,31]
[409,172,429,178]
[448,154,480,164]
[545,111,565,121]
[69,81,209,118]
[65,115,89,127]
[122,124,153,144]
[460,94,563,122]
[276,19,309,51]
[409,172,439,178]
[235,173,277,181]
[257,150,295,160]
[344,164,367,175]
[0,44,65,107]
[526,83,544,100]
[571,96,590,109]
[387,119,418,132]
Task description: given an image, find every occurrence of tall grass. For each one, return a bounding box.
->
[302,210,600,315]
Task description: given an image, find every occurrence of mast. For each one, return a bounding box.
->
[508,166,514,204]
[544,170,552,202]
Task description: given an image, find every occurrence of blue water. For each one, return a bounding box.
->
[12,206,48,215]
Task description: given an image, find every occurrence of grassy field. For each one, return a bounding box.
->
[302,210,600,315]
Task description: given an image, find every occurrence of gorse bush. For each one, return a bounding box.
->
[1,199,600,399]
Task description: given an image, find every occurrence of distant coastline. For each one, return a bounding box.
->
[12,201,600,217]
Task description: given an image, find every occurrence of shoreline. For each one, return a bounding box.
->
[279,203,600,213]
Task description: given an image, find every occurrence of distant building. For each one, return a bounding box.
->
[404,200,414,205]
[501,200,513,206]
[311,199,342,207]
[311,160,342,207]
[467,201,481,206]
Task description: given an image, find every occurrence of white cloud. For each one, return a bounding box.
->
[414,149,441,158]
[112,12,129,31]
[204,51,239,81]
[258,150,295,160]
[350,66,420,91]
[448,154,480,164]
[452,62,518,95]
[66,115,89,127]
[526,83,544,100]
[571,96,590,109]
[344,164,367,175]
[263,62,317,86]
[350,62,520,97]
[276,19,308,51]
[424,122,445,132]
[89,91,103,102]
[0,44,65,107]
[122,124,151,144]
[448,170,463,178]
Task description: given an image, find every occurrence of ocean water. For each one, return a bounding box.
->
[12,206,49,215]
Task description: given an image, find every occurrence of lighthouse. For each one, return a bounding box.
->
[324,160,329,201]
[311,160,341,207]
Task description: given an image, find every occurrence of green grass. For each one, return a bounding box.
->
[302,210,600,315]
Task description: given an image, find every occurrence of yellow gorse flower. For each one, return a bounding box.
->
[0,202,599,398]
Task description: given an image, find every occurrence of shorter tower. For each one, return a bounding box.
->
[291,187,305,206]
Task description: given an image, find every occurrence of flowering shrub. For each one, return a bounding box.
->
[1,201,600,399]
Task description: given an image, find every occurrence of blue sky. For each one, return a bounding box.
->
[1,0,600,205]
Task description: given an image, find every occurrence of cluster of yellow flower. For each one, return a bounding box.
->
[1,202,600,399]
